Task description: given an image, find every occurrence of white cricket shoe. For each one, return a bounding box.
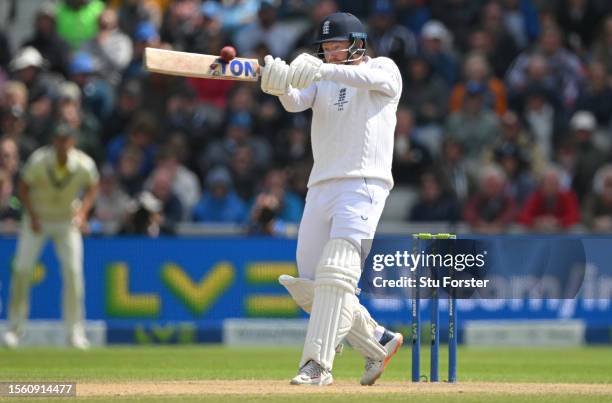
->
[360,330,403,386]
[2,331,19,349]
[290,360,333,386]
[68,333,90,350]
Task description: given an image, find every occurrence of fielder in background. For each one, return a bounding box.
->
[2,124,99,350]
[262,12,403,385]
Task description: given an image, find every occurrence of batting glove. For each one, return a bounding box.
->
[289,53,323,89]
[261,55,290,96]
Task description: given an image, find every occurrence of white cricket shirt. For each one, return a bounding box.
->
[279,56,402,188]
[21,146,99,221]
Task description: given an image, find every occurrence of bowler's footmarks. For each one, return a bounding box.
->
[290,360,333,386]
[360,330,404,386]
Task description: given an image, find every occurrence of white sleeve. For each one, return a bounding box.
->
[278,85,317,113]
[319,57,401,98]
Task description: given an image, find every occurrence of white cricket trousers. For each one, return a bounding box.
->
[296,177,390,279]
[8,216,85,338]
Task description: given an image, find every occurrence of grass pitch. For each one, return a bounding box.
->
[1,345,611,401]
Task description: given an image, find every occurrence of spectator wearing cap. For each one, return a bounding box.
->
[23,2,72,78]
[56,0,106,49]
[234,0,304,60]
[81,8,133,87]
[409,170,461,222]
[464,164,517,234]
[506,25,585,111]
[582,164,612,232]
[575,61,612,129]
[400,54,448,129]
[69,52,114,122]
[123,22,160,81]
[55,81,102,161]
[518,165,580,232]
[200,112,271,175]
[445,80,501,160]
[418,20,458,85]
[368,0,417,71]
[192,166,247,223]
[449,52,507,116]
[9,47,63,119]
[569,111,610,202]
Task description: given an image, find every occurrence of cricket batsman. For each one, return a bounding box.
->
[2,124,99,350]
[260,12,403,385]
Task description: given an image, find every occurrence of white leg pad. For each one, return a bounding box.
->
[344,296,387,361]
[278,275,314,313]
[299,238,361,371]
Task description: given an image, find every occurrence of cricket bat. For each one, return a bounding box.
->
[144,47,260,82]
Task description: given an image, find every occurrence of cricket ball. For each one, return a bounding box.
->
[220,46,237,63]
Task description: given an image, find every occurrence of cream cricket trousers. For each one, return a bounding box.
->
[8,216,85,338]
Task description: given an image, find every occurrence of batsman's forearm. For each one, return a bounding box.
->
[319,62,400,97]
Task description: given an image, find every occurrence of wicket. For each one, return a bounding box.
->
[411,233,458,383]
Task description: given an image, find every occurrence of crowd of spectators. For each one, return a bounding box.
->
[1,0,612,235]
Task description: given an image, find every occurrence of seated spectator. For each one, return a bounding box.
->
[116,0,160,39]
[159,0,203,51]
[192,166,247,224]
[368,0,417,70]
[394,0,430,35]
[409,171,461,222]
[107,111,158,177]
[0,168,20,223]
[464,165,516,233]
[200,112,271,174]
[0,136,20,183]
[1,81,28,112]
[506,25,585,111]
[68,52,115,121]
[274,123,310,166]
[520,85,567,162]
[148,167,184,232]
[0,107,38,160]
[475,2,519,77]
[123,21,160,81]
[104,80,142,144]
[568,111,610,202]
[576,61,612,128]
[56,0,105,49]
[116,145,145,196]
[146,147,201,218]
[446,81,501,160]
[23,2,71,77]
[401,55,449,126]
[91,165,132,234]
[234,0,302,60]
[500,0,540,49]
[81,7,133,86]
[592,15,612,75]
[418,20,458,85]
[256,168,304,224]
[430,0,481,52]
[393,106,432,186]
[230,145,258,202]
[518,165,580,232]
[55,81,102,161]
[556,0,601,54]
[449,52,507,116]
[163,86,211,153]
[439,137,473,202]
[494,143,536,207]
[583,164,612,232]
